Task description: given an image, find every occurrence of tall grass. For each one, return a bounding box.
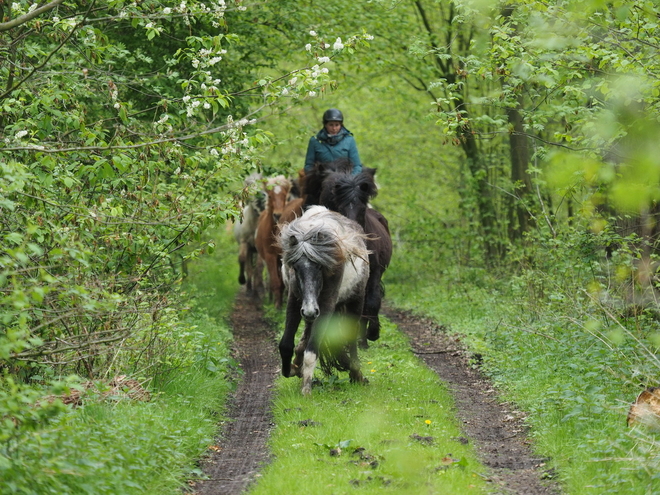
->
[0,230,238,494]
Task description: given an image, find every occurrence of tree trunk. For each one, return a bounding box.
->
[506,98,534,241]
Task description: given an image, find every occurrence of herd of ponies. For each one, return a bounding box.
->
[233,159,392,395]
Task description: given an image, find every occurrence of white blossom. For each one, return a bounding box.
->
[281,88,289,95]
[321,67,329,74]
[309,30,317,36]
[209,56,222,65]
[289,77,298,85]
[308,90,317,97]
[203,102,211,109]
[192,100,201,107]
[364,34,374,40]
[114,102,121,109]
[15,130,28,139]
[182,95,191,102]
[317,56,330,64]
[305,44,312,51]
[333,38,344,50]
[210,148,219,156]
[163,7,172,14]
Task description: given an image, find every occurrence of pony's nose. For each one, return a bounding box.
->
[301,305,320,321]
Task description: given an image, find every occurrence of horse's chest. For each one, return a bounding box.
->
[338,257,367,301]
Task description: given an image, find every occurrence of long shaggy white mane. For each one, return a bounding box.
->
[279,206,369,271]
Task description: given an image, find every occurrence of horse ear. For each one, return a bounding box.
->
[364,167,376,177]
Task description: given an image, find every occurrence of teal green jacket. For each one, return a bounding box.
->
[304,127,362,174]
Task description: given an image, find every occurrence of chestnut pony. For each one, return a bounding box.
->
[255,175,291,309]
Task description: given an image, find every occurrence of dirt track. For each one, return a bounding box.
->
[192,291,560,494]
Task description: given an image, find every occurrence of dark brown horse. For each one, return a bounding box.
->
[317,164,392,345]
[278,159,355,226]
[255,175,291,309]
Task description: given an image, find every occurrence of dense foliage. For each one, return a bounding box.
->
[2,0,660,491]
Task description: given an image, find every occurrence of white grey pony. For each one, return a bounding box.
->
[278,205,370,396]
[233,173,264,292]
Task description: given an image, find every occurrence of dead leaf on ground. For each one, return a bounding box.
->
[627,387,660,429]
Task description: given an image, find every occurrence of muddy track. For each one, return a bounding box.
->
[383,306,560,494]
[192,292,560,494]
[193,290,279,495]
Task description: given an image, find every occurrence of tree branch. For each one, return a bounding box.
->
[0,0,65,32]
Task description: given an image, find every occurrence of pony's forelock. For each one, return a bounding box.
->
[279,207,370,270]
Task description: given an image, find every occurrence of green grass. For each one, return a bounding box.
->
[0,230,239,494]
[385,260,660,494]
[249,319,488,495]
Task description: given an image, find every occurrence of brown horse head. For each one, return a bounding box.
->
[264,175,291,223]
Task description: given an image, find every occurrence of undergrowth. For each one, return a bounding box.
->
[386,225,660,494]
[0,230,238,494]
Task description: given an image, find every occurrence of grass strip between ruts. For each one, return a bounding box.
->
[248,318,488,495]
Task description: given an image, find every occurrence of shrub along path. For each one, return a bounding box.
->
[192,290,560,494]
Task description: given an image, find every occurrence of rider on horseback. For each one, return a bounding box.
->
[304,108,363,176]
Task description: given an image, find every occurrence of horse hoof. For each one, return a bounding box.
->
[358,338,369,350]
[288,364,301,378]
[366,325,380,341]
[350,372,369,385]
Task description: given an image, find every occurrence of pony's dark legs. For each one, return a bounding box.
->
[291,321,312,376]
[245,245,257,291]
[301,278,341,396]
[279,291,302,378]
[363,263,384,342]
[237,242,247,285]
[343,297,368,384]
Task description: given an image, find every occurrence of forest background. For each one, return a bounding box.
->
[1,0,659,493]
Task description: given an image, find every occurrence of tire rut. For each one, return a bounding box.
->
[193,290,278,495]
[383,306,561,494]
[192,293,561,495]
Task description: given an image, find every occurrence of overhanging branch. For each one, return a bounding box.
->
[0,0,65,32]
